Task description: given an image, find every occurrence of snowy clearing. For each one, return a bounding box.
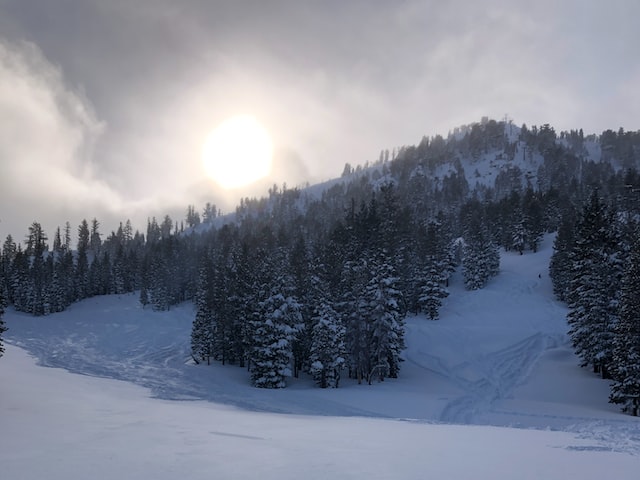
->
[2,344,639,480]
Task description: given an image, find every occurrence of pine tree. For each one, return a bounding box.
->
[250,291,302,388]
[511,221,526,255]
[461,211,499,290]
[522,187,544,252]
[417,259,449,320]
[462,233,499,290]
[227,241,254,368]
[206,251,238,365]
[10,247,29,312]
[339,258,369,383]
[48,257,67,313]
[191,261,215,364]
[0,288,7,358]
[362,253,406,383]
[609,228,640,415]
[90,218,102,254]
[149,249,170,311]
[75,223,90,300]
[25,222,49,316]
[309,273,346,388]
[549,215,575,302]
[567,191,622,377]
[1,235,16,303]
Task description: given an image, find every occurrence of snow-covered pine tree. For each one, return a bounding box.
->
[609,226,640,415]
[511,221,526,255]
[249,251,303,388]
[9,247,28,312]
[567,190,622,377]
[191,261,215,365]
[1,235,16,303]
[206,250,240,365]
[549,215,575,302]
[25,222,49,316]
[461,206,500,290]
[112,246,127,295]
[0,287,7,358]
[462,233,499,290]
[149,252,169,311]
[338,257,369,383]
[522,186,544,252]
[309,298,346,388]
[227,241,255,368]
[417,258,449,320]
[250,291,302,388]
[363,253,406,383]
[47,256,67,314]
[289,235,313,378]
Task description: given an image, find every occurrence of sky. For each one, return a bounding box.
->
[1,0,639,243]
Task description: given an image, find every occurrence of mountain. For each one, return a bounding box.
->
[2,117,640,398]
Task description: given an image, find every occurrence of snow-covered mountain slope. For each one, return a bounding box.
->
[2,234,640,479]
[4,345,640,480]
[4,235,639,439]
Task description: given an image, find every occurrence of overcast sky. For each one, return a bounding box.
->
[1,0,639,242]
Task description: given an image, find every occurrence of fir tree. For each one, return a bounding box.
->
[522,187,544,252]
[308,273,346,388]
[0,288,7,358]
[567,191,622,377]
[191,261,215,364]
[609,227,640,415]
[417,259,449,320]
[10,247,29,312]
[25,222,48,316]
[250,292,302,388]
[549,215,575,302]
[289,235,313,377]
[1,235,17,304]
[462,230,499,290]
[339,258,369,383]
[362,253,406,383]
[511,221,526,255]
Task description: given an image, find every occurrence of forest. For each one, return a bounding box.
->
[1,118,639,413]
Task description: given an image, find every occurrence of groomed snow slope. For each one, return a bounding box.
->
[2,235,640,476]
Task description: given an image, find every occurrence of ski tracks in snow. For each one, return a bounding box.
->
[438,333,550,424]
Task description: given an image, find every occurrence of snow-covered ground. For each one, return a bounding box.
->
[2,235,640,478]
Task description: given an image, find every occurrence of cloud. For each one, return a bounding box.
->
[0,39,123,239]
[2,0,639,240]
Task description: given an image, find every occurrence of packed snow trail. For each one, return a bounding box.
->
[5,235,640,448]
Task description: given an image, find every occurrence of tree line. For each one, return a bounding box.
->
[550,178,640,415]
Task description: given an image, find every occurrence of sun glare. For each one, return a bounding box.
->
[202,115,273,189]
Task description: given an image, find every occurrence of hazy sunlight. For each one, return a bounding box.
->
[202,115,273,189]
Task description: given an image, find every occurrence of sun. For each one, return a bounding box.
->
[202,115,273,189]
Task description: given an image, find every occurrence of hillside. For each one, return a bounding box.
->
[4,235,638,434]
[2,235,640,479]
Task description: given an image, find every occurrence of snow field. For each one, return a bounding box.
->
[2,234,640,478]
[1,345,639,480]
